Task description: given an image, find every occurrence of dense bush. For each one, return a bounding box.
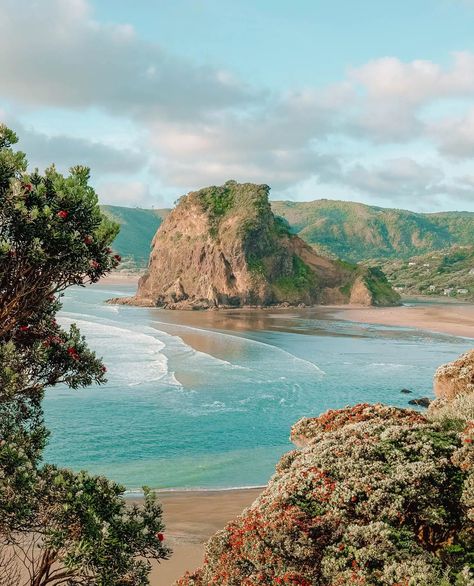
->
[0,125,170,585]
[177,404,473,585]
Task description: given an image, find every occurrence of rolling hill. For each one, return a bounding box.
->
[101,199,474,267]
[101,205,169,267]
[272,200,474,262]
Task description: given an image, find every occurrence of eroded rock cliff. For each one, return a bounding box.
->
[114,181,399,309]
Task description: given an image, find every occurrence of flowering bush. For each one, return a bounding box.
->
[0,126,170,585]
[177,404,473,585]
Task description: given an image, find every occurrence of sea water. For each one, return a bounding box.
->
[43,284,472,491]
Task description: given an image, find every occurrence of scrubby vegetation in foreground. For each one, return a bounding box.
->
[0,125,169,585]
[177,403,473,585]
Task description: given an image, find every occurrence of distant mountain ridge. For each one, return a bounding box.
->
[272,200,474,262]
[101,199,474,266]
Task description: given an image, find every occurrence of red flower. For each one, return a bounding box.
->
[113,254,121,262]
[19,325,29,332]
[57,210,68,219]
[23,183,32,192]
[90,260,100,270]
[156,532,165,542]
[100,365,107,373]
[67,347,80,361]
[83,235,93,245]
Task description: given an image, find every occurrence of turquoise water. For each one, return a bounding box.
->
[43,284,472,491]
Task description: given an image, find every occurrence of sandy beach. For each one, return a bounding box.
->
[143,488,261,585]
[100,272,141,286]
[333,300,474,339]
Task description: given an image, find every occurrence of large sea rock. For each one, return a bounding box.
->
[433,350,474,401]
[113,181,399,309]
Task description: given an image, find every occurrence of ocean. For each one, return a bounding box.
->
[43,283,472,492]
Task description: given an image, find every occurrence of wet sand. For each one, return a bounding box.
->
[333,302,474,339]
[144,488,261,585]
[100,272,141,285]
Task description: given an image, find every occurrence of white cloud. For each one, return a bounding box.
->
[17,125,144,175]
[97,180,163,207]
[429,106,474,158]
[346,158,446,202]
[1,0,474,209]
[0,0,255,122]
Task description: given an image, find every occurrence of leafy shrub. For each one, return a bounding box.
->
[177,404,473,585]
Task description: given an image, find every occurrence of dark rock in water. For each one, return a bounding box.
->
[401,388,412,394]
[408,397,431,407]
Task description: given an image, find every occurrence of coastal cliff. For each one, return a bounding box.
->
[176,353,474,585]
[114,181,399,309]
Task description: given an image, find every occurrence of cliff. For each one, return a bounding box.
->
[176,353,474,586]
[115,181,399,309]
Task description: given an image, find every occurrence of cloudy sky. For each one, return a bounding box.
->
[1,0,474,211]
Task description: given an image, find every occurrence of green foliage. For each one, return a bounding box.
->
[272,199,474,262]
[101,205,168,267]
[101,198,474,268]
[274,255,315,295]
[178,404,474,585]
[375,245,474,300]
[363,266,402,306]
[0,126,169,585]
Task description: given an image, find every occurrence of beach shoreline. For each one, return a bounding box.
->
[331,300,474,339]
[139,487,262,585]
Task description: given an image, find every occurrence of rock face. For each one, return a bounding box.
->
[176,403,473,585]
[433,350,474,401]
[116,181,399,309]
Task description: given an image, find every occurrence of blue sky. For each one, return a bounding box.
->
[1,0,474,211]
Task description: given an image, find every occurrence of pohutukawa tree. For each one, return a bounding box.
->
[0,125,170,585]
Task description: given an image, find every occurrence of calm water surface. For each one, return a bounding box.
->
[43,284,472,491]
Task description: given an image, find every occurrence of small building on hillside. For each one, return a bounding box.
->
[428,285,436,292]
[457,288,469,295]
[443,288,454,296]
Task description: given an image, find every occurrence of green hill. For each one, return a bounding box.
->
[372,245,474,300]
[101,205,169,267]
[101,199,474,267]
[272,200,474,262]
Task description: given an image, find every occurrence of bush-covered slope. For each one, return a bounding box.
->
[272,200,474,262]
[373,245,474,300]
[101,205,168,266]
[177,398,474,586]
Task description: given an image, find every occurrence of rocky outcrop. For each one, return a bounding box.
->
[176,403,473,585]
[112,181,400,309]
[433,350,474,401]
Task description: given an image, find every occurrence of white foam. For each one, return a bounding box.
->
[58,317,177,388]
[149,319,325,375]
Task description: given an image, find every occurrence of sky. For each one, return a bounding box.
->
[1,0,474,211]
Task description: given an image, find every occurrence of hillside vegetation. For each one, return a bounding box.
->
[101,205,169,267]
[272,200,474,263]
[373,245,474,300]
[102,199,474,267]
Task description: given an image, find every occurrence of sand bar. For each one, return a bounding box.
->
[333,301,474,339]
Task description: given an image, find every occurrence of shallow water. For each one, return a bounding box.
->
[43,284,472,491]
